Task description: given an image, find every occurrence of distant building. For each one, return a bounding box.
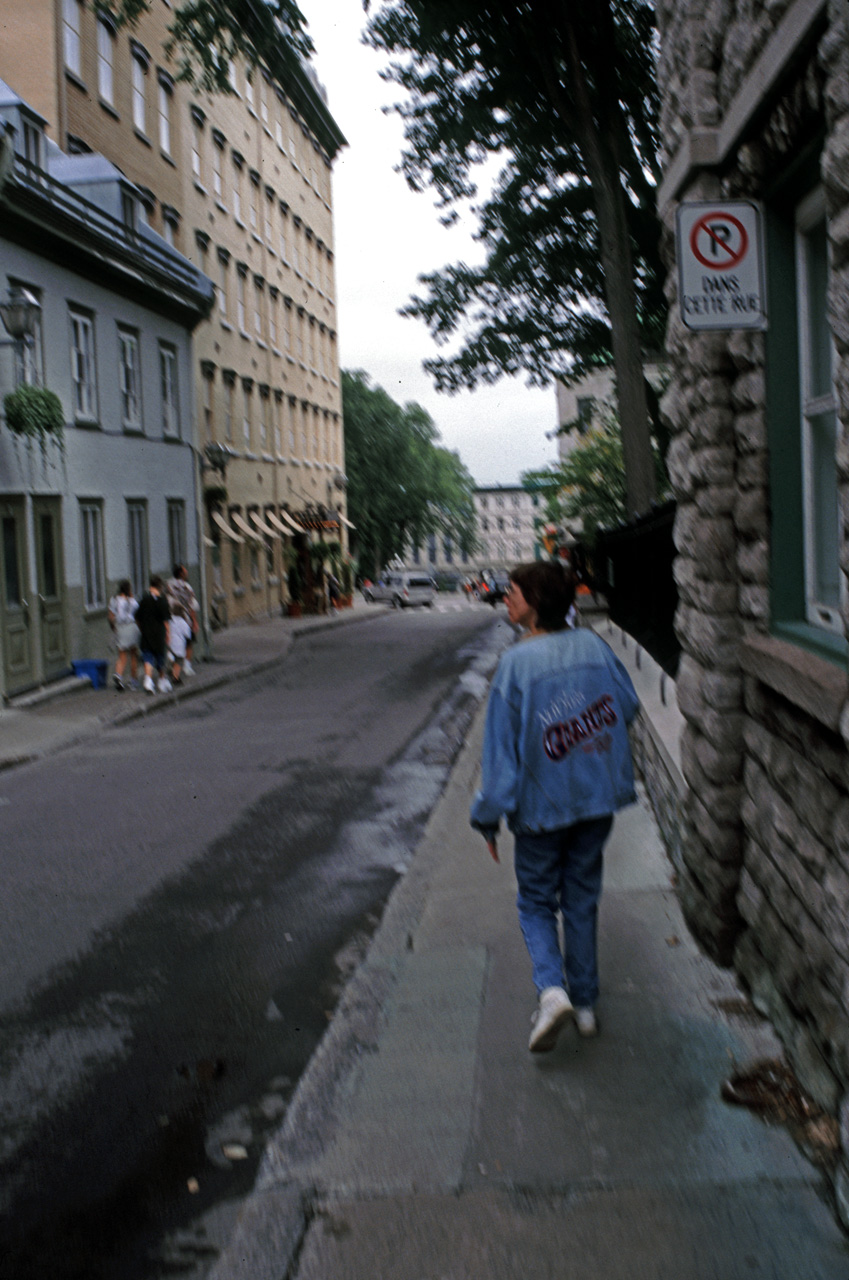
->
[0,80,212,698]
[555,360,666,465]
[406,484,542,577]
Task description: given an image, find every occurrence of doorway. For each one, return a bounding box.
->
[33,496,67,680]
[1,497,35,695]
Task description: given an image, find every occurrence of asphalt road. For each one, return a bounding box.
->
[0,606,512,1280]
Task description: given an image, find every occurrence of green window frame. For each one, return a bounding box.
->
[766,173,846,665]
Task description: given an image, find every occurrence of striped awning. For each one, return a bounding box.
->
[211,511,245,544]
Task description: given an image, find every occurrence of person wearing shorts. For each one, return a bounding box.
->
[134,575,171,694]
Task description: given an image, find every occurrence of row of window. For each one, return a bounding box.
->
[199,168,333,299]
[200,374,342,469]
[191,100,330,212]
[68,307,181,436]
[410,538,471,567]
[477,493,535,510]
[80,496,186,610]
[210,258,335,372]
[63,0,331,247]
[480,516,525,532]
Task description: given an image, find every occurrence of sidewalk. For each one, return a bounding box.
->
[209,705,849,1279]
[0,596,386,773]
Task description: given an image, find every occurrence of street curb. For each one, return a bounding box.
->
[206,696,491,1280]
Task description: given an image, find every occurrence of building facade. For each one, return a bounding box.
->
[0,79,212,698]
[0,0,349,628]
[656,0,849,1217]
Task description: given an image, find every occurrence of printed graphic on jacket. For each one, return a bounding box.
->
[542,694,618,762]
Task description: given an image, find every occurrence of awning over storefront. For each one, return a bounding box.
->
[211,511,245,543]
[231,512,264,542]
[250,511,279,538]
[339,513,356,530]
[203,535,216,548]
[265,510,293,536]
[278,510,305,533]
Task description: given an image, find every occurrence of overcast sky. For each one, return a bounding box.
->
[298,0,559,487]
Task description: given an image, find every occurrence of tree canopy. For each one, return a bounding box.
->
[365,0,665,516]
[94,0,312,91]
[343,369,476,578]
[523,411,670,550]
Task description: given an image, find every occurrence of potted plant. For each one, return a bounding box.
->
[340,557,355,608]
[4,384,64,456]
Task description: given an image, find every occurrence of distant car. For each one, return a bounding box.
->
[477,574,510,606]
[363,572,436,608]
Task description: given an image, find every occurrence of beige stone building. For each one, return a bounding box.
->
[0,0,349,628]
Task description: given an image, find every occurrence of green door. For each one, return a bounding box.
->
[33,497,67,680]
[1,498,35,695]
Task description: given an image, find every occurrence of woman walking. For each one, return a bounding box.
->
[108,580,140,691]
[471,561,639,1052]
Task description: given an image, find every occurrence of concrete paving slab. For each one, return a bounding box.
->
[296,946,488,1197]
[295,1185,848,1280]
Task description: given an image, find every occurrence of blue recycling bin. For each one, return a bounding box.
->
[71,659,109,689]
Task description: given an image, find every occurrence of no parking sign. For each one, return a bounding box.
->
[676,201,767,331]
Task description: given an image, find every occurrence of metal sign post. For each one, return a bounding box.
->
[676,200,767,331]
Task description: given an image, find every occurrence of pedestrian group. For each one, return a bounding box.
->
[108,564,198,694]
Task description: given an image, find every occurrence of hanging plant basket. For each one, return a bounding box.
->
[4,384,65,453]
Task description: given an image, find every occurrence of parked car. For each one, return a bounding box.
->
[477,573,510,606]
[363,572,436,608]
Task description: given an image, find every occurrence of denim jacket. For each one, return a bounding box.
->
[470,628,639,837]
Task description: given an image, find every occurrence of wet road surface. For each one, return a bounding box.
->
[0,608,512,1280]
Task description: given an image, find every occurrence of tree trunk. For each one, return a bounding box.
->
[531,0,658,517]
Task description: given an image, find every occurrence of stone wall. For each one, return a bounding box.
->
[657,0,849,1226]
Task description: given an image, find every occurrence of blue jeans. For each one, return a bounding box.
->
[513,815,613,1006]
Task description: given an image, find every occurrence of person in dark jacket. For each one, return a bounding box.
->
[134,575,172,695]
[471,561,639,1052]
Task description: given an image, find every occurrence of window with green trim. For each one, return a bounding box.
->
[766,177,846,661]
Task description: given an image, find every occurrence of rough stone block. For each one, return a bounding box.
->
[736,450,769,489]
[734,487,768,536]
[739,584,769,619]
[737,864,765,924]
[737,540,769,583]
[833,798,849,873]
[691,446,736,487]
[695,484,737,516]
[836,1161,849,1233]
[690,791,742,863]
[791,1022,841,1112]
[692,404,734,444]
[732,369,767,410]
[734,408,768,453]
[694,726,743,784]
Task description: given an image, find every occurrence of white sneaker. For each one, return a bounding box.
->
[143,675,155,694]
[529,986,573,1053]
[183,660,195,677]
[574,1007,598,1038]
[157,677,172,693]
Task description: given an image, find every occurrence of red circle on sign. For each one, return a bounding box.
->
[690,212,749,270]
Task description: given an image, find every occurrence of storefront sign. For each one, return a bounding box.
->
[676,201,767,331]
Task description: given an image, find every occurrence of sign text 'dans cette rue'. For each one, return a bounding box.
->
[676,201,767,331]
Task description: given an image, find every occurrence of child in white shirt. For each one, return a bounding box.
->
[168,613,193,684]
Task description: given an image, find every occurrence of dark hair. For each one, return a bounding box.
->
[509,561,576,632]
[173,563,185,579]
[150,574,164,591]
[118,579,132,596]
